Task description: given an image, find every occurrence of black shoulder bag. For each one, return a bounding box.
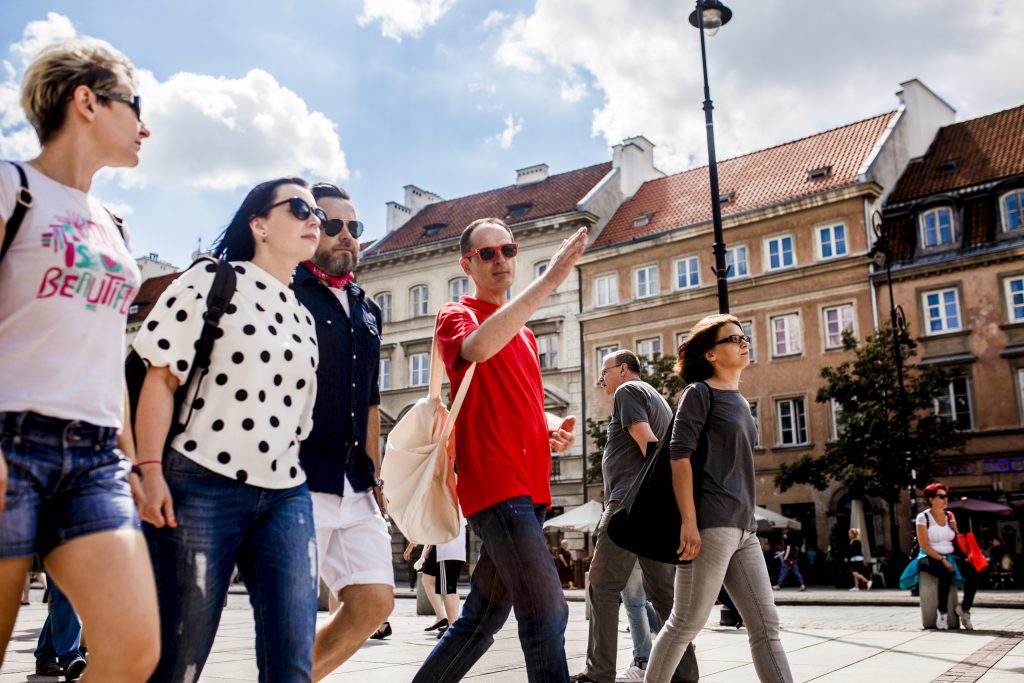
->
[125,256,237,452]
[1,162,32,261]
[607,382,714,565]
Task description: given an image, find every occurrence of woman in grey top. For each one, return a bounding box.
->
[645,314,792,683]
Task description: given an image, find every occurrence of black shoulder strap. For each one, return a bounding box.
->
[1,162,32,261]
[174,257,237,431]
[104,208,127,244]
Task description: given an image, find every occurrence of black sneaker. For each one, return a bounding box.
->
[34,660,62,677]
[64,658,86,681]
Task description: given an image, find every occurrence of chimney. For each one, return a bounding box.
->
[515,163,549,186]
[612,135,660,200]
[896,79,956,160]
[403,185,443,214]
[385,201,413,233]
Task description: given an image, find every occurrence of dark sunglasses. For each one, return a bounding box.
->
[713,334,751,346]
[94,89,142,120]
[323,219,364,239]
[255,197,328,224]
[933,493,948,499]
[463,242,519,261]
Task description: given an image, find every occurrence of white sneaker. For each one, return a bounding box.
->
[615,665,645,682]
[849,586,860,591]
[867,580,873,590]
[956,604,973,630]
[936,611,948,630]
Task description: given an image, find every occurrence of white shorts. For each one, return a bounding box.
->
[311,485,395,595]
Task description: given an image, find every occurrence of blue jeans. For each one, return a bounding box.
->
[413,496,569,683]
[621,561,655,666]
[775,560,805,588]
[0,411,137,559]
[145,450,317,683]
[34,576,83,668]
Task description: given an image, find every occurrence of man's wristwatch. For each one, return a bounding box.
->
[373,476,384,488]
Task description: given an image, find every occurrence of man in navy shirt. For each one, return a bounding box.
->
[294,182,394,680]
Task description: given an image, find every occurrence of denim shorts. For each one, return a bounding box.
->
[0,411,139,559]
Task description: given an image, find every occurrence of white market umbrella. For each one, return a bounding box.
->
[753,506,802,531]
[543,500,604,534]
[849,499,872,563]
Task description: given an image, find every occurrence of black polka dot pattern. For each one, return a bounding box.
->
[131,260,318,489]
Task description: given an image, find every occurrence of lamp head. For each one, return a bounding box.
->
[689,0,733,36]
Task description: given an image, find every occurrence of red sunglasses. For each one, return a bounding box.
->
[463,242,518,261]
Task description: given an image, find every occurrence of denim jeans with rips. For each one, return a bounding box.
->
[145,450,317,683]
[412,496,569,683]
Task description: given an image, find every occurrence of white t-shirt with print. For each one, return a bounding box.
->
[916,510,956,555]
[133,261,318,489]
[0,162,141,428]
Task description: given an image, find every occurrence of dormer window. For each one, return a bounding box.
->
[506,203,533,219]
[422,223,447,236]
[919,207,956,249]
[1000,189,1024,232]
[937,158,960,176]
[719,192,735,206]
[632,213,654,228]
[806,165,832,181]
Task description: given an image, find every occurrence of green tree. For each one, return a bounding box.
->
[774,326,966,554]
[586,353,684,484]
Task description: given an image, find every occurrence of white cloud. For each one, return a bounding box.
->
[0,14,349,191]
[496,0,1024,173]
[358,0,457,42]
[481,10,509,30]
[468,82,497,95]
[489,114,524,149]
[559,79,587,104]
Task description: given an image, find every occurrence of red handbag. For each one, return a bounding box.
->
[956,532,989,572]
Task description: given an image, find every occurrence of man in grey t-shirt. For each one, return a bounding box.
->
[571,351,697,683]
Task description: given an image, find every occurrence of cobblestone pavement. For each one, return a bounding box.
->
[1,588,1021,682]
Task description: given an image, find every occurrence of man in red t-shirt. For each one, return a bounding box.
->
[413,218,584,683]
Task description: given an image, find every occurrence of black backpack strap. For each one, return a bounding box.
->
[174,257,237,432]
[1,162,32,261]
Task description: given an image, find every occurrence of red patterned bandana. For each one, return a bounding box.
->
[304,261,354,288]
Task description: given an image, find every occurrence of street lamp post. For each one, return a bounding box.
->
[869,210,915,555]
[689,0,733,314]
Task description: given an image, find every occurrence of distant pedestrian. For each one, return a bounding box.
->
[134,177,322,681]
[645,314,793,683]
[773,532,806,591]
[557,540,575,588]
[34,576,85,679]
[405,543,447,633]
[432,517,467,638]
[846,529,871,591]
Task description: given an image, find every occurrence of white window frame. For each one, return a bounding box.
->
[449,277,469,302]
[935,375,973,431]
[535,261,548,278]
[770,313,802,357]
[764,234,795,271]
[726,244,749,279]
[675,331,688,351]
[1005,276,1024,323]
[674,255,700,291]
[776,397,809,446]
[1000,189,1024,232]
[1018,367,1024,425]
[822,304,855,350]
[919,207,956,249]
[596,345,619,367]
[594,273,618,307]
[374,292,392,323]
[816,222,848,260]
[829,399,844,441]
[634,264,659,299]
[409,352,429,387]
[749,401,761,448]
[741,320,755,363]
[923,288,962,334]
[636,337,662,363]
[537,334,558,370]
[379,358,391,390]
[410,285,429,318]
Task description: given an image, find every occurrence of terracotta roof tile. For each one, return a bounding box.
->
[129,272,181,324]
[365,162,612,257]
[887,104,1024,204]
[592,112,897,249]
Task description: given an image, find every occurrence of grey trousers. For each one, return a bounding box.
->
[645,527,793,683]
[585,508,698,683]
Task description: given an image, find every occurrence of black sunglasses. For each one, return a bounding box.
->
[323,219,364,239]
[255,197,327,224]
[713,334,751,346]
[463,242,519,261]
[933,493,948,500]
[94,89,142,120]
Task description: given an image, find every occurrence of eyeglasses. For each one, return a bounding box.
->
[323,219,364,239]
[94,89,142,120]
[713,334,751,346]
[463,242,519,261]
[255,197,328,225]
[933,494,948,500]
[599,365,621,377]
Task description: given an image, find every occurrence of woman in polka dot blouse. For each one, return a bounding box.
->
[132,177,322,682]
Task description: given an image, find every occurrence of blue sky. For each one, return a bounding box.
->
[1,1,1020,268]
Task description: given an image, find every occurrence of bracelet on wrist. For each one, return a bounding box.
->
[136,460,163,467]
